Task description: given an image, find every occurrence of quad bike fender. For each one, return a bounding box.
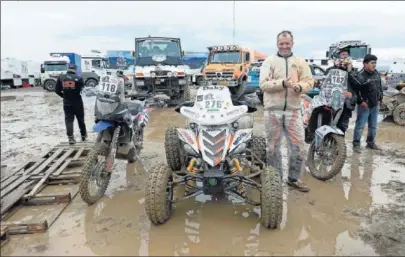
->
[176,128,199,153]
[314,125,344,148]
[229,128,252,153]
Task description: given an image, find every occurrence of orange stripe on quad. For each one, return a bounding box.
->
[227,134,235,150]
[216,136,225,144]
[214,157,222,166]
[196,136,201,150]
[215,147,224,154]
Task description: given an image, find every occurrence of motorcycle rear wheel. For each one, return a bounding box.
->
[307,133,346,181]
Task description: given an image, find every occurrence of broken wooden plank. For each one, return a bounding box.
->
[46,179,80,185]
[27,174,81,181]
[0,149,64,198]
[21,192,71,206]
[0,226,9,247]
[72,147,85,160]
[0,161,33,184]
[1,158,45,188]
[25,149,74,198]
[1,221,48,234]
[0,181,36,216]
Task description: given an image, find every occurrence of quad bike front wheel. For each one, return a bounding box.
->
[145,164,173,225]
[307,133,346,181]
[79,144,111,205]
[260,165,283,229]
[165,127,182,171]
[248,135,267,167]
[393,102,405,126]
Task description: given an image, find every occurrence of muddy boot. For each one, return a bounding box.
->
[353,142,361,153]
[81,134,88,142]
[366,143,382,150]
[286,178,310,192]
[68,136,76,145]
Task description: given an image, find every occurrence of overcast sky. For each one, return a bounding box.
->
[2,1,405,66]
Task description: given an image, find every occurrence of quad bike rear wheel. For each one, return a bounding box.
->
[145,164,173,225]
[307,133,346,181]
[79,143,111,205]
[260,165,283,229]
[165,127,182,171]
[393,102,405,126]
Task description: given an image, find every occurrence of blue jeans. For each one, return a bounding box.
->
[353,104,379,145]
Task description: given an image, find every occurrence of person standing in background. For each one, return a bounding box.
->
[259,30,314,192]
[55,64,88,145]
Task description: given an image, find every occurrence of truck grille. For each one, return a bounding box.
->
[205,72,234,80]
[155,70,170,77]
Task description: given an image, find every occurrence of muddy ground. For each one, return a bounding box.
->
[1,87,405,256]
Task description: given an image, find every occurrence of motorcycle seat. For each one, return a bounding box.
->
[127,102,143,116]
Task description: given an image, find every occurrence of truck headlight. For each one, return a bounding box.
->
[136,80,144,86]
[167,72,172,77]
[173,71,178,77]
[151,72,156,78]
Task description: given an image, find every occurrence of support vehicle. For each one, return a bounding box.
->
[81,50,115,87]
[303,68,349,181]
[27,60,42,86]
[182,52,208,86]
[130,36,191,107]
[144,84,283,229]
[79,74,151,205]
[203,45,267,100]
[0,58,27,88]
[380,87,405,126]
[325,40,372,70]
[41,53,82,92]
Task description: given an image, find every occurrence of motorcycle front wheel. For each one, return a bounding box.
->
[79,142,112,205]
[307,133,347,181]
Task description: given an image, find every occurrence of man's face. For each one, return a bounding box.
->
[364,60,377,72]
[277,35,293,56]
[339,51,349,59]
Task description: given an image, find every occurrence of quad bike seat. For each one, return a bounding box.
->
[127,102,144,116]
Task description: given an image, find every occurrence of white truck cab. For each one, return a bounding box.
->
[81,50,114,87]
[1,58,24,89]
[41,54,71,91]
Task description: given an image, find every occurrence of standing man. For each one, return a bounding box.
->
[55,64,88,145]
[259,30,314,192]
[352,54,383,152]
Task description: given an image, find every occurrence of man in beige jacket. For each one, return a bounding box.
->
[259,30,314,192]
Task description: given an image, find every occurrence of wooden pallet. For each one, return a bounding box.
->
[0,226,9,247]
[0,141,93,235]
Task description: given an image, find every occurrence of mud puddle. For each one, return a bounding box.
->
[1,87,405,256]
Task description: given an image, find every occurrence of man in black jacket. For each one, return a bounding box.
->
[55,64,88,145]
[352,54,383,153]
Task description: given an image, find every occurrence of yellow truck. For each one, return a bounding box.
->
[202,45,268,100]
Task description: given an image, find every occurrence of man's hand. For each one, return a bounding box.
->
[360,101,368,109]
[345,91,352,97]
[284,78,293,88]
[346,63,353,72]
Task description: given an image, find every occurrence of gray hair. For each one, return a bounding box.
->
[277,30,294,41]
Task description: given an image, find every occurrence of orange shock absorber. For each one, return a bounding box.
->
[230,158,245,196]
[186,159,199,194]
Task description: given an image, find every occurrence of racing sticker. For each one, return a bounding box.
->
[233,132,247,145]
[63,80,76,89]
[205,99,223,109]
[183,108,199,119]
[196,95,203,102]
[99,82,118,94]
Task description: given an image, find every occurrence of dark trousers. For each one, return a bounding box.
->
[64,102,87,137]
[336,104,353,133]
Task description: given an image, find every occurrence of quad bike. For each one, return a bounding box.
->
[79,74,151,205]
[380,87,405,126]
[144,85,283,229]
[302,69,349,181]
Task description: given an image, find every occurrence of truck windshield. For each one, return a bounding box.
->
[83,58,109,69]
[249,62,262,72]
[183,58,206,69]
[349,46,367,60]
[44,64,67,71]
[209,51,240,64]
[135,39,182,66]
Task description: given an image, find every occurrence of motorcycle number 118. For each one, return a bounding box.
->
[100,83,118,93]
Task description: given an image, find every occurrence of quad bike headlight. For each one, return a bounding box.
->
[232,121,239,129]
[189,122,198,129]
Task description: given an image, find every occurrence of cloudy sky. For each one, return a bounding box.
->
[2,1,405,67]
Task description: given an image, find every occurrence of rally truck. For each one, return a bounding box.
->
[325,40,372,70]
[202,45,268,100]
[130,36,191,106]
[40,53,82,92]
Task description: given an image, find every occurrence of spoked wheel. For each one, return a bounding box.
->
[79,145,112,205]
[307,133,346,181]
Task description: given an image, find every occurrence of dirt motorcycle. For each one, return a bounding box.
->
[380,87,405,126]
[302,69,349,181]
[144,84,283,229]
[79,74,151,205]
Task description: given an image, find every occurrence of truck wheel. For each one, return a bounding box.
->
[393,102,405,126]
[145,164,173,225]
[86,78,98,88]
[165,127,182,171]
[260,165,283,229]
[44,80,56,92]
[196,76,203,86]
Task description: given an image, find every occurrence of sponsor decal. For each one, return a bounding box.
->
[233,132,247,145]
[181,131,194,144]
